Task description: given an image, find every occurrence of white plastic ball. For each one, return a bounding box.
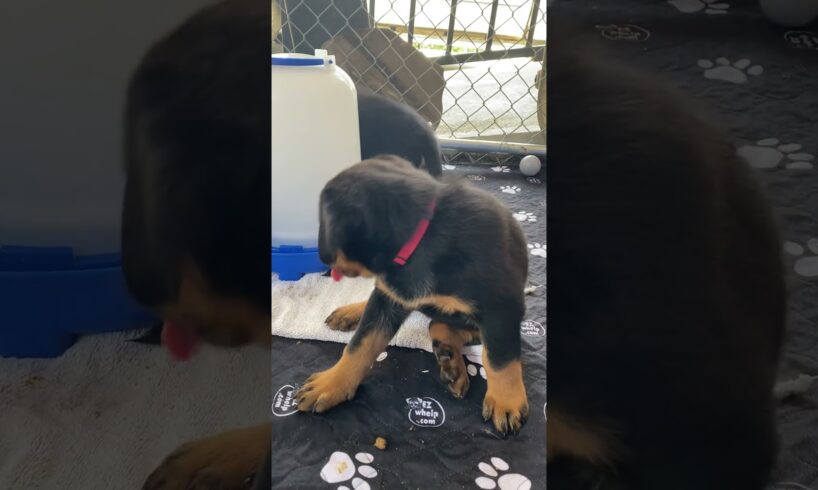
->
[519,155,542,176]
[759,0,818,27]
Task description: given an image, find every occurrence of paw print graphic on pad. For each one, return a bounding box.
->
[462,345,487,380]
[697,58,763,84]
[501,185,521,195]
[491,165,511,173]
[785,239,818,278]
[738,139,814,170]
[527,243,546,258]
[475,457,531,490]
[512,211,537,223]
[320,451,378,489]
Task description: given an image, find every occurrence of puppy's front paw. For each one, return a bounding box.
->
[295,367,359,413]
[481,357,529,435]
[324,302,365,332]
[482,388,529,435]
[143,425,269,490]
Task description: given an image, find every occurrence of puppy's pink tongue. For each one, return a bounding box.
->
[331,268,343,282]
[161,319,200,361]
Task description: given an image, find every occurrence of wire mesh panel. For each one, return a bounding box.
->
[274,0,546,163]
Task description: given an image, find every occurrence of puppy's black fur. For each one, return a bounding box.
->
[546,23,785,489]
[319,155,528,330]
[320,157,526,360]
[296,156,530,433]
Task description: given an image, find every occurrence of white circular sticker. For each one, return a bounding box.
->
[521,320,545,337]
[272,384,298,417]
[405,397,446,427]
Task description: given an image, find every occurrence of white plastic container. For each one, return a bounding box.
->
[271,50,360,279]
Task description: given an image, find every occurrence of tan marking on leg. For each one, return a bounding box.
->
[430,322,479,345]
[547,408,618,466]
[333,251,374,278]
[325,301,366,332]
[164,261,270,347]
[296,329,388,413]
[375,278,474,315]
[482,354,529,434]
[429,322,472,398]
[427,295,475,315]
[143,423,270,490]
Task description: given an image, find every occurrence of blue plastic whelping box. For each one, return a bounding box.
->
[272,245,328,281]
[0,245,153,358]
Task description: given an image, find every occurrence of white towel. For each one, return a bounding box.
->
[271,273,436,352]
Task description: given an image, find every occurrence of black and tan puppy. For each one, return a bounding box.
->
[358,90,442,178]
[122,0,443,487]
[294,156,530,434]
[546,22,785,489]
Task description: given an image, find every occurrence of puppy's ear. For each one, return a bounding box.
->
[317,189,357,265]
[360,184,422,240]
[354,172,436,270]
[320,157,438,271]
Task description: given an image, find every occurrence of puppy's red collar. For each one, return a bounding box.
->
[393,199,437,266]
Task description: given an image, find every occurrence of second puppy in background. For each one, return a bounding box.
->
[295,156,530,435]
[358,91,443,177]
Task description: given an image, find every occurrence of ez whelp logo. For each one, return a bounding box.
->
[405,397,445,427]
[521,320,545,337]
[785,31,818,50]
[595,24,650,42]
[272,384,298,417]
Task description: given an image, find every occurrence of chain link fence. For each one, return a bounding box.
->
[273,0,546,164]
